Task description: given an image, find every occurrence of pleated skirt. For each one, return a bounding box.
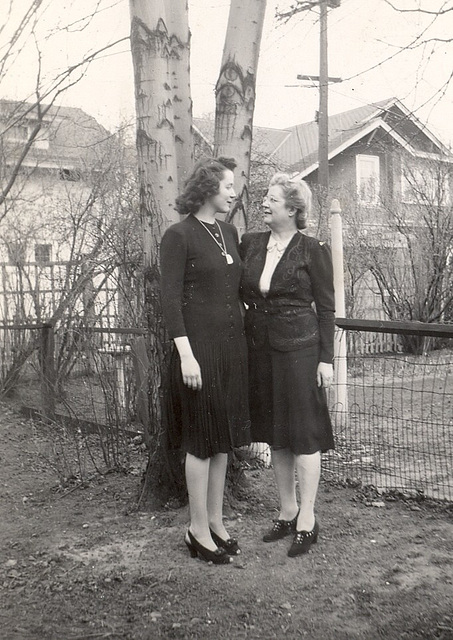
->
[248,344,335,455]
[165,336,251,459]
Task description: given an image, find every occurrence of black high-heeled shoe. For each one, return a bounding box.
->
[184,530,232,564]
[210,528,241,555]
[263,511,299,543]
[287,520,319,557]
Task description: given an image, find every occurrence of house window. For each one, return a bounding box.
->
[356,155,380,204]
[35,244,52,264]
[33,137,49,150]
[402,164,450,205]
[8,125,29,141]
[59,168,81,181]
[7,242,26,265]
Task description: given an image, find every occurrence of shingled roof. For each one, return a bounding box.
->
[1,99,111,170]
[267,97,452,175]
[195,98,452,176]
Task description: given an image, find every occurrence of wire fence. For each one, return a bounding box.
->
[0,323,147,481]
[325,319,453,501]
[0,319,452,500]
[0,323,145,426]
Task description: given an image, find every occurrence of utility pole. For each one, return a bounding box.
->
[318,0,329,200]
[297,0,341,216]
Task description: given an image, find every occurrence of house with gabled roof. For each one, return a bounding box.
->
[0,100,127,324]
[1,99,113,263]
[268,98,451,174]
[269,97,452,214]
[260,98,453,322]
[1,99,111,178]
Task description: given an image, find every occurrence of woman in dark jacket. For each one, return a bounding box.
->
[240,172,335,557]
[160,157,250,565]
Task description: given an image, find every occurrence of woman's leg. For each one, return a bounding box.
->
[271,448,299,521]
[207,452,229,539]
[185,453,217,551]
[294,450,321,531]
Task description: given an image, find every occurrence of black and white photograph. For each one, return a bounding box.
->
[0,1,452,638]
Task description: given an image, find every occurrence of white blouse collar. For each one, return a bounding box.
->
[267,232,297,253]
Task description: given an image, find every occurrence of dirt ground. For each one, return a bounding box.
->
[1,400,452,640]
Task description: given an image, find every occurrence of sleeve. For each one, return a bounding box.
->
[308,240,336,363]
[160,225,188,339]
[231,223,240,247]
[239,232,251,261]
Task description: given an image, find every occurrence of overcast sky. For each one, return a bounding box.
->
[2,0,453,144]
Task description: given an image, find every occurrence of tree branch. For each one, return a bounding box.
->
[381,0,453,16]
[0,35,129,212]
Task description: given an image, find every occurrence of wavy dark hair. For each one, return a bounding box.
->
[175,156,237,216]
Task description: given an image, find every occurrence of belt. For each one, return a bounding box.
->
[248,301,312,314]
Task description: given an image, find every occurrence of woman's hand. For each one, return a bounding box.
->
[317,362,333,388]
[173,336,202,390]
[180,354,202,390]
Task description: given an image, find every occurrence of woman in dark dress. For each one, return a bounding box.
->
[160,157,250,565]
[240,172,335,557]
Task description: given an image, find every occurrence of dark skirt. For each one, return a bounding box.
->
[248,344,335,455]
[165,336,251,459]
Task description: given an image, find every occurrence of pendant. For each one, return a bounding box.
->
[225,253,234,265]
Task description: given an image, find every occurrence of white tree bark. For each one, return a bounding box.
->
[167,0,193,186]
[129,0,184,227]
[214,0,267,232]
[129,0,192,505]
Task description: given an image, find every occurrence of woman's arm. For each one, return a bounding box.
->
[238,231,250,261]
[160,226,202,389]
[309,240,336,364]
[160,226,188,339]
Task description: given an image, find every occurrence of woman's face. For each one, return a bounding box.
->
[262,184,295,230]
[208,169,236,213]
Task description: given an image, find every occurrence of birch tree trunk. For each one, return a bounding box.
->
[167,0,193,185]
[129,0,192,506]
[129,0,184,226]
[214,0,267,233]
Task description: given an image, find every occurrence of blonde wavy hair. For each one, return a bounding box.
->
[269,173,312,230]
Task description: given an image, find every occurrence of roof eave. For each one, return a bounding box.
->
[293,118,453,178]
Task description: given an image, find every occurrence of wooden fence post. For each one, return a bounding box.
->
[131,336,151,448]
[330,199,348,424]
[41,323,56,422]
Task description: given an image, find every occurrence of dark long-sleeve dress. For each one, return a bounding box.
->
[240,231,335,455]
[160,214,251,459]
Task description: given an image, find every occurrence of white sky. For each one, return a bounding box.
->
[2,0,453,145]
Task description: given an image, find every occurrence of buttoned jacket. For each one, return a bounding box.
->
[240,231,335,362]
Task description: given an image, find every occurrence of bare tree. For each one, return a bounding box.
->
[129,0,192,507]
[0,133,142,393]
[129,0,186,228]
[167,1,193,185]
[339,156,453,352]
[277,0,453,126]
[381,1,453,17]
[0,1,128,215]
